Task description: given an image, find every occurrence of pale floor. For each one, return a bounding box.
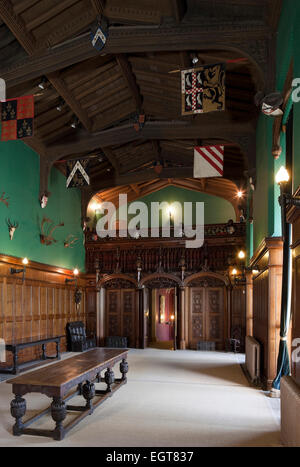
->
[0,349,281,447]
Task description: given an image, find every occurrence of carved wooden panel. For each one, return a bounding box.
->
[253,270,269,377]
[207,288,223,343]
[292,254,300,383]
[105,289,137,347]
[189,286,225,349]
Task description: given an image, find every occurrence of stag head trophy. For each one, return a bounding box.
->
[40,217,64,245]
[6,219,19,240]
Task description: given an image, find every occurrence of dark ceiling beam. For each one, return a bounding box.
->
[0,23,269,89]
[0,0,93,133]
[90,0,105,16]
[46,116,255,161]
[101,147,120,175]
[170,0,187,23]
[47,72,93,132]
[116,54,143,112]
[0,0,36,53]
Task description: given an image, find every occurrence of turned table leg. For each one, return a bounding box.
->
[51,397,66,441]
[104,368,115,393]
[120,359,129,381]
[82,381,95,414]
[13,350,19,375]
[11,394,26,436]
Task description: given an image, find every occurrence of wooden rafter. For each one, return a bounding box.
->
[46,117,255,160]
[0,23,268,89]
[116,54,142,112]
[0,0,93,133]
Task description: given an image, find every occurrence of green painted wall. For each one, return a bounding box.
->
[132,186,236,225]
[250,0,299,257]
[0,139,85,271]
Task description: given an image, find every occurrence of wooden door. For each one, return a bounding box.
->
[106,289,137,347]
[189,287,225,349]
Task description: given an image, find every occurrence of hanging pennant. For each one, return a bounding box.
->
[66,160,90,188]
[90,19,108,52]
[181,63,225,116]
[1,95,34,141]
[194,145,224,178]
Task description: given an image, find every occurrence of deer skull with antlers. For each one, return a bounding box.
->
[6,219,19,240]
[40,217,64,246]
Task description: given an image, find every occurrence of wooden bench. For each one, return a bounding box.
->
[7,348,128,441]
[0,335,64,375]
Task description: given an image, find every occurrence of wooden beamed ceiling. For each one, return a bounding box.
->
[0,0,282,202]
[90,177,242,221]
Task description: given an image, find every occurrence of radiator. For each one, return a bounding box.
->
[281,376,300,446]
[245,336,260,384]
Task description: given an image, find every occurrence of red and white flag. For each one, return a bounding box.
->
[194,145,224,178]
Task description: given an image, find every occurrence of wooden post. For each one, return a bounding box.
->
[179,287,186,349]
[245,270,253,337]
[138,288,145,349]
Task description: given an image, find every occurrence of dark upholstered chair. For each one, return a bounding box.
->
[66,321,96,352]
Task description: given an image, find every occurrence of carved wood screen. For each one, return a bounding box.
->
[105,289,137,347]
[189,287,225,349]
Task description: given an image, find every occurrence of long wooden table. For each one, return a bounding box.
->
[1,335,64,375]
[7,348,129,441]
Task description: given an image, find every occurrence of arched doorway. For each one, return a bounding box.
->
[140,273,182,350]
[184,272,229,350]
[97,274,139,348]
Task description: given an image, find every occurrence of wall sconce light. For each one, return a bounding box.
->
[65,268,79,284]
[276,167,300,209]
[10,257,28,282]
[170,314,175,323]
[252,268,259,275]
[231,268,237,276]
[238,250,246,260]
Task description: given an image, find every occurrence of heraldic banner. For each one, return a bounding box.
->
[1,95,34,141]
[181,63,225,116]
[66,160,90,188]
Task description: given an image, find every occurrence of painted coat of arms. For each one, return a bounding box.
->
[181,63,225,116]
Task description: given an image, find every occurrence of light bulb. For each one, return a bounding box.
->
[276,166,289,184]
[232,268,237,276]
[73,268,79,276]
[22,257,28,265]
[238,250,245,259]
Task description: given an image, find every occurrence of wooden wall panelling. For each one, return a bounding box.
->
[0,255,88,368]
[250,237,283,389]
[231,285,246,351]
[287,196,300,385]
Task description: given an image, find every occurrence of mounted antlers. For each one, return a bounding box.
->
[40,217,64,246]
[6,219,19,240]
[64,234,79,248]
[0,192,9,208]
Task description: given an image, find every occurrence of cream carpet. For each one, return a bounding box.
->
[0,349,281,447]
